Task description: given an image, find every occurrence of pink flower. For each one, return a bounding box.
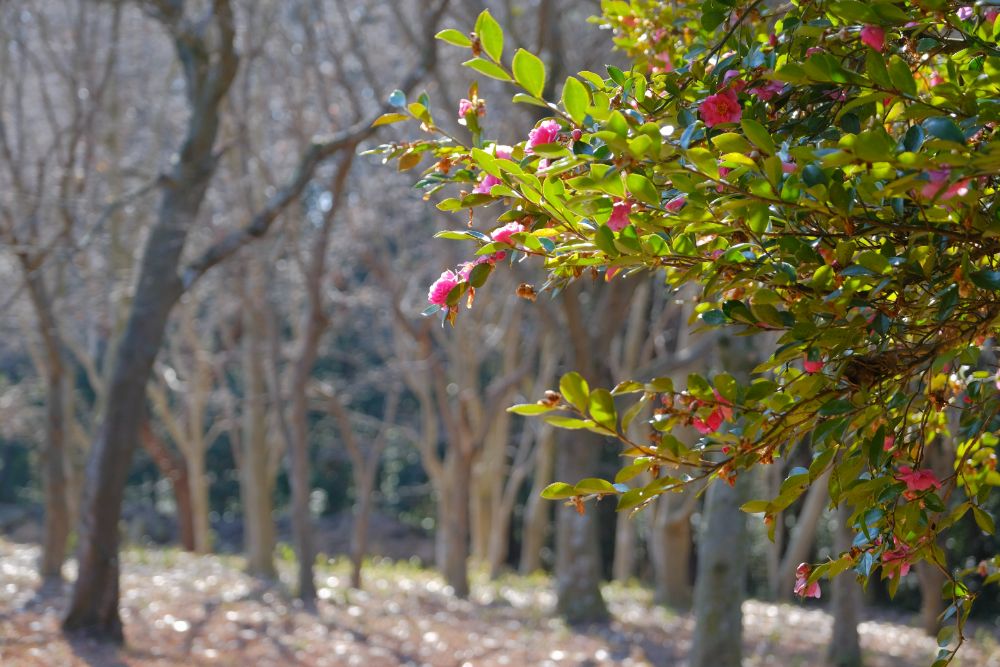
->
[794,563,821,599]
[921,170,970,201]
[473,173,502,195]
[428,270,459,307]
[527,119,561,152]
[928,71,945,87]
[782,160,796,173]
[699,89,742,127]
[723,69,747,94]
[882,539,912,578]
[987,9,1000,24]
[693,410,724,435]
[491,222,525,245]
[493,144,513,161]
[896,465,941,494]
[608,199,632,232]
[805,46,824,56]
[803,358,824,373]
[651,51,673,73]
[458,98,475,119]
[665,196,687,212]
[860,25,886,52]
[749,79,785,101]
[713,389,733,421]
[883,435,896,451]
[957,6,974,20]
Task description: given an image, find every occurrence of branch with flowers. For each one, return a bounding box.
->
[368,1,1000,663]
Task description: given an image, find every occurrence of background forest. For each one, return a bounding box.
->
[0,1,998,666]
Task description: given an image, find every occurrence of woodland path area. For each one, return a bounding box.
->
[1,538,998,667]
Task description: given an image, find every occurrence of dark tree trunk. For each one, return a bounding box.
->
[139,422,195,552]
[62,4,238,640]
[828,504,863,667]
[554,430,609,624]
[690,476,749,667]
[439,448,473,598]
[25,271,70,581]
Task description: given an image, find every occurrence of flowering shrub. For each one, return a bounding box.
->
[370,1,1000,661]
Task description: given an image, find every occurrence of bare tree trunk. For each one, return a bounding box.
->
[25,271,70,581]
[690,477,749,667]
[612,510,637,582]
[554,430,609,624]
[440,448,473,598]
[520,430,555,574]
[651,490,694,609]
[240,284,276,577]
[349,472,375,589]
[187,452,212,554]
[62,4,238,639]
[138,423,195,552]
[828,504,863,667]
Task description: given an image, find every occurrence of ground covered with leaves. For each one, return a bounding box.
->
[0,538,997,667]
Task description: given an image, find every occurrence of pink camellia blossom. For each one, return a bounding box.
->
[527,119,561,152]
[782,160,797,173]
[803,358,824,373]
[458,255,494,281]
[805,46,824,56]
[693,409,724,435]
[650,51,673,74]
[794,563,821,599]
[473,173,501,195]
[883,435,896,451]
[665,196,687,212]
[722,69,747,94]
[882,539,912,578]
[928,71,945,87]
[427,270,459,307]
[860,25,886,52]
[957,6,974,20]
[700,89,742,127]
[896,465,941,495]
[987,9,1000,24]
[493,144,513,161]
[750,79,785,101]
[714,389,733,421]
[608,199,632,232]
[458,98,475,119]
[491,222,525,245]
[921,169,970,201]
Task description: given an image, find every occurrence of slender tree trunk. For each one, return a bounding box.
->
[349,469,375,589]
[651,491,694,609]
[520,430,555,574]
[62,4,238,636]
[917,562,945,635]
[828,504,863,667]
[288,389,317,604]
[187,452,211,554]
[690,476,749,667]
[554,430,609,624]
[440,448,473,598]
[612,510,637,582]
[26,272,70,581]
[487,496,514,578]
[138,423,195,551]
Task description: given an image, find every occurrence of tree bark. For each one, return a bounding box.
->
[554,430,609,624]
[186,451,212,554]
[828,504,863,667]
[62,3,238,640]
[439,448,473,598]
[650,490,694,609]
[612,509,637,582]
[690,476,749,667]
[519,429,555,574]
[138,423,195,552]
[25,271,70,581]
[349,471,375,589]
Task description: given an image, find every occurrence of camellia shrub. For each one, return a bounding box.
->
[370,1,1000,662]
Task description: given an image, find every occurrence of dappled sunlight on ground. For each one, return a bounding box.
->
[0,538,997,666]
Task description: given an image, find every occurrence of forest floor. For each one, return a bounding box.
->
[1,538,998,667]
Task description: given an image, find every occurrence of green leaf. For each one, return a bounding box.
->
[588,388,618,431]
[575,478,617,494]
[888,57,917,95]
[560,371,590,411]
[468,261,492,288]
[372,112,410,127]
[562,76,589,124]
[435,29,472,48]
[626,173,659,206]
[923,117,965,144]
[818,398,855,416]
[741,118,776,155]
[973,506,996,534]
[475,10,504,62]
[507,403,557,416]
[541,482,578,499]
[463,58,512,82]
[544,416,596,429]
[512,48,546,98]
[741,500,770,513]
[969,270,1000,290]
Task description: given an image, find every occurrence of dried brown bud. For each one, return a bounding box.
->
[516,283,538,301]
